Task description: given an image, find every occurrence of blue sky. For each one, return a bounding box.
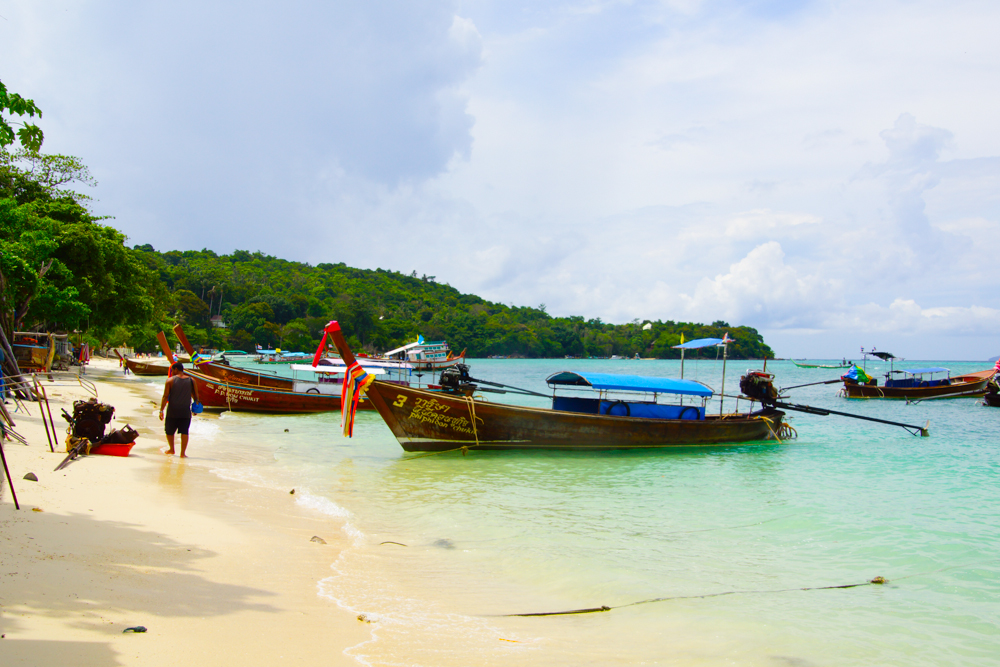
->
[3,0,1000,358]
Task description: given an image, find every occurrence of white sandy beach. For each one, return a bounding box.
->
[0,358,369,666]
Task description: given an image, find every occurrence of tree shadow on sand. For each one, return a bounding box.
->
[0,506,280,637]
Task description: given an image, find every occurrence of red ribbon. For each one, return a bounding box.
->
[312,321,341,367]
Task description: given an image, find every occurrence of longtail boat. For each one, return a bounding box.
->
[793,360,851,369]
[840,352,992,399]
[320,321,786,452]
[171,325,297,389]
[186,368,360,413]
[383,337,467,371]
[160,329,378,413]
[114,349,169,376]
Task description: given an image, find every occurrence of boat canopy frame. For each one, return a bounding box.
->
[546,371,713,405]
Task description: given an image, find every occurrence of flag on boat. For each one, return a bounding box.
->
[843,365,873,383]
[341,362,375,437]
[191,352,212,366]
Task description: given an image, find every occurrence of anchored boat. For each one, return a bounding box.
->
[186,367,362,413]
[319,321,786,452]
[840,350,992,399]
[114,349,170,376]
[792,360,851,369]
[383,336,466,371]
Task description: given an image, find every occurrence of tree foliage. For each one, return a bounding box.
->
[133,247,774,359]
[0,80,44,152]
[0,152,157,342]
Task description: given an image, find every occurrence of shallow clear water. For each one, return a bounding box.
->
[192,359,1000,665]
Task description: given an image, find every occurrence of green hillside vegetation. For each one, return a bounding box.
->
[131,246,772,360]
[1,146,773,360]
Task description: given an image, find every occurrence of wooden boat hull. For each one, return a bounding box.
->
[411,351,466,371]
[196,361,295,389]
[115,350,169,376]
[842,376,989,399]
[793,361,850,369]
[187,369,368,413]
[362,381,784,451]
[983,393,1000,407]
[170,325,296,389]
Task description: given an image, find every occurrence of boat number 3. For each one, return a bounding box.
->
[393,395,408,407]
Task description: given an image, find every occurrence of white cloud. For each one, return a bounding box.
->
[4,0,1000,358]
[680,242,836,328]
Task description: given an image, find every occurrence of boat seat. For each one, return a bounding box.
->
[599,401,704,420]
[552,396,601,414]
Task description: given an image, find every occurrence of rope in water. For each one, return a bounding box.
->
[504,578,889,617]
[501,559,997,618]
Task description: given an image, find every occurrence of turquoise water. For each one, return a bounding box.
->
[192,359,1000,666]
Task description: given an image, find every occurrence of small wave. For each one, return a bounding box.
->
[209,466,283,490]
[341,521,365,547]
[295,491,352,519]
[189,419,221,441]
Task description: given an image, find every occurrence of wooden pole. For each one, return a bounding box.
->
[33,376,55,452]
[0,438,19,509]
[0,327,32,400]
[719,339,728,416]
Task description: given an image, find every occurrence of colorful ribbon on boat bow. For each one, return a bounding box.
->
[312,321,341,367]
[341,362,375,437]
[191,352,212,366]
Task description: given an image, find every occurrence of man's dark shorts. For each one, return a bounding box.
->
[164,416,192,436]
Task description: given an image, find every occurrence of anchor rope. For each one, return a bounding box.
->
[759,415,782,444]
[499,559,997,618]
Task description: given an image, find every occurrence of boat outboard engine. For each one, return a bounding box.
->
[439,364,477,395]
[739,372,779,405]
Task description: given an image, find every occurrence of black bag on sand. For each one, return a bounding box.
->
[100,425,139,445]
[72,398,115,442]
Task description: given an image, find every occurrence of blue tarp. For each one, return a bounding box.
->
[903,367,949,375]
[672,337,724,350]
[547,371,713,397]
[842,365,872,382]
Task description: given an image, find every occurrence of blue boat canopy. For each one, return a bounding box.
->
[546,372,713,397]
[903,367,949,375]
[672,337,724,350]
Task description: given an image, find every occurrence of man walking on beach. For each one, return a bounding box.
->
[159,362,201,458]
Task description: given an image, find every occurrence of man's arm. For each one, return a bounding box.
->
[191,376,201,404]
[159,378,172,420]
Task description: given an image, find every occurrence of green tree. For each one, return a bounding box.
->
[0,80,43,152]
[173,289,210,328]
[0,155,155,343]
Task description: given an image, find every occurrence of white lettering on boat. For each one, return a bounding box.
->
[212,385,261,403]
[408,397,473,434]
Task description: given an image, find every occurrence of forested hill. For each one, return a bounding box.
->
[130,246,774,360]
[1,92,769,361]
